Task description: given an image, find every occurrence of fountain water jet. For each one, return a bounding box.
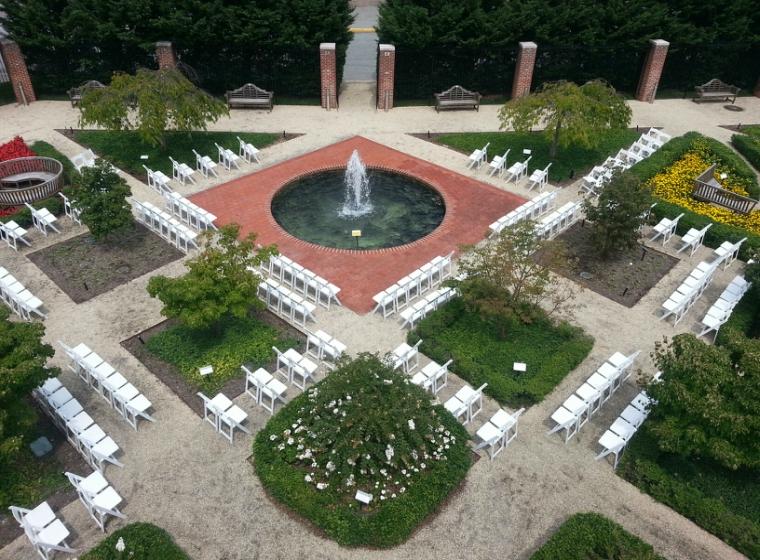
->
[339,150,373,217]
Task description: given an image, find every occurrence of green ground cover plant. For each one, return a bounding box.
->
[731,126,760,174]
[434,128,640,182]
[81,523,189,559]
[253,354,471,547]
[530,513,663,559]
[408,298,593,407]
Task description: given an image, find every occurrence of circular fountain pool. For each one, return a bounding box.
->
[271,169,445,250]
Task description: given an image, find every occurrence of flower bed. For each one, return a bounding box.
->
[81,523,189,559]
[0,136,35,162]
[253,354,471,547]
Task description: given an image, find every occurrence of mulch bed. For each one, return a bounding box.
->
[121,311,305,417]
[0,402,90,548]
[551,222,679,307]
[28,224,183,303]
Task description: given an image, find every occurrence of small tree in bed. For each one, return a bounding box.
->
[76,160,133,241]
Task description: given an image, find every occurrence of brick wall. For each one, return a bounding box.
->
[377,44,395,110]
[0,40,36,104]
[155,41,177,70]
[320,43,338,109]
[511,42,537,99]
[635,39,669,103]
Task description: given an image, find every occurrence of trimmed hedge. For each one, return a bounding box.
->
[530,513,663,559]
[82,523,189,559]
[408,298,594,408]
[628,131,760,260]
[732,132,760,174]
[253,359,472,548]
[716,287,760,344]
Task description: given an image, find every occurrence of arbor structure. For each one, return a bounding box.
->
[147,224,276,330]
[583,171,653,258]
[647,333,760,471]
[79,68,228,148]
[498,80,631,158]
[76,160,133,241]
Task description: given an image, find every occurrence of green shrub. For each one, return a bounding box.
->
[409,298,594,407]
[253,355,472,548]
[530,513,663,559]
[732,133,760,175]
[717,288,760,344]
[82,523,188,559]
[146,315,297,393]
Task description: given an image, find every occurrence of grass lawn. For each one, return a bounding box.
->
[145,315,298,394]
[72,130,281,179]
[530,513,663,559]
[434,128,641,183]
[0,446,65,512]
[408,298,594,408]
[82,523,189,559]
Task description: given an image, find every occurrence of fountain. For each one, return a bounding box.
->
[339,150,373,217]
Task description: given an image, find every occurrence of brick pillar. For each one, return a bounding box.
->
[0,40,36,104]
[511,42,537,99]
[753,77,760,98]
[377,44,396,110]
[320,43,338,110]
[155,41,177,70]
[635,39,669,103]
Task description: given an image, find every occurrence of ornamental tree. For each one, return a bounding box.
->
[75,160,134,241]
[498,80,632,158]
[583,171,653,259]
[646,333,760,471]
[147,224,277,330]
[79,68,228,148]
[0,307,58,477]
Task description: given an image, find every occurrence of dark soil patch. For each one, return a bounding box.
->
[121,312,305,417]
[28,224,183,303]
[552,222,679,307]
[0,401,89,548]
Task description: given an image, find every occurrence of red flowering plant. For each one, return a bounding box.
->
[0,136,35,216]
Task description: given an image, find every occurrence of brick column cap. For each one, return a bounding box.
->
[155,41,173,47]
[649,39,670,47]
[320,43,336,50]
[379,44,395,52]
[518,41,538,50]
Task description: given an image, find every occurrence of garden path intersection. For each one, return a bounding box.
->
[2,97,760,559]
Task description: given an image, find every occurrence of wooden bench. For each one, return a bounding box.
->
[693,79,740,104]
[67,80,106,107]
[692,164,758,214]
[225,83,274,111]
[434,85,481,112]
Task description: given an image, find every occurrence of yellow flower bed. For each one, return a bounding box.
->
[646,146,760,235]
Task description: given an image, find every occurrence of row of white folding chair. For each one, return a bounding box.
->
[698,275,751,339]
[595,389,654,468]
[169,156,196,185]
[548,351,640,443]
[0,219,32,251]
[534,201,580,240]
[266,254,342,309]
[24,203,61,236]
[580,165,614,197]
[66,470,126,531]
[411,358,451,394]
[305,329,347,367]
[9,502,76,560]
[133,200,199,253]
[58,341,155,430]
[164,191,218,231]
[488,191,557,237]
[473,408,524,460]
[373,252,454,318]
[676,223,712,256]
[34,378,123,472]
[504,155,532,183]
[712,237,747,269]
[660,260,719,326]
[389,340,422,373]
[273,346,320,390]
[0,267,46,320]
[59,193,83,225]
[650,213,684,245]
[467,143,490,169]
[72,149,96,172]
[243,365,287,415]
[197,392,251,444]
[258,277,317,327]
[399,286,457,328]
[143,165,172,195]
[444,383,487,425]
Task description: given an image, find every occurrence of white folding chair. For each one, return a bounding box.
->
[473,408,524,459]
[466,142,490,169]
[192,149,219,178]
[237,136,261,163]
[676,223,712,256]
[487,149,510,176]
[650,213,684,245]
[169,156,196,184]
[527,163,551,192]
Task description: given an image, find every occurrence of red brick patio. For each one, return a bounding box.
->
[190,136,526,314]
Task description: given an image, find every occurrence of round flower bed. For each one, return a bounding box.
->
[253,354,472,547]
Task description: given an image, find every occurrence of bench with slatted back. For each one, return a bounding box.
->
[434,85,481,112]
[67,81,106,107]
[225,83,274,111]
[693,79,741,104]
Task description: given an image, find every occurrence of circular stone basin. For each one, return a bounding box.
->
[271,169,445,250]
